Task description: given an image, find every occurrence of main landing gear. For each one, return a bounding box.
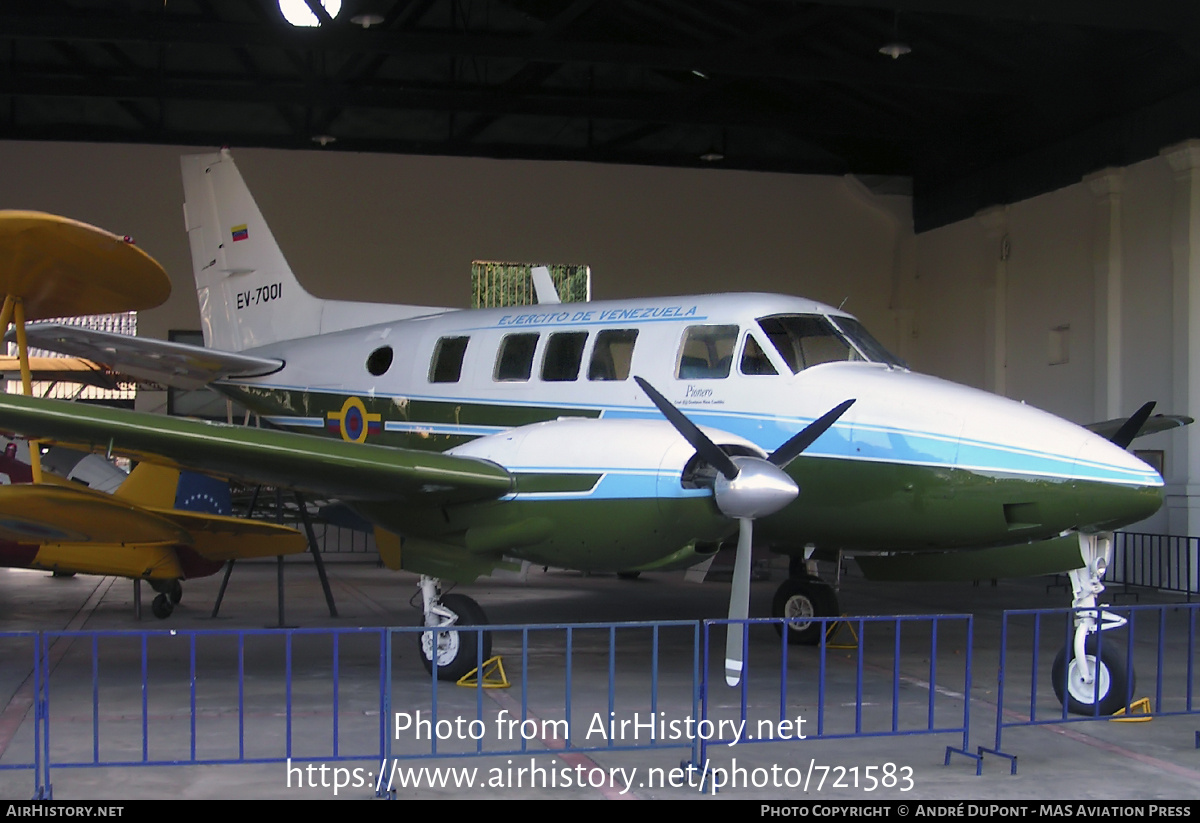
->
[1052,532,1134,716]
[771,555,839,645]
[149,579,184,620]
[416,576,492,681]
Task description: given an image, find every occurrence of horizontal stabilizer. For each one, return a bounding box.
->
[10,323,283,390]
[1084,407,1193,445]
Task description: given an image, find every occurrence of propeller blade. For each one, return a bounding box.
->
[768,399,856,468]
[1110,401,1156,450]
[725,517,753,687]
[635,376,739,480]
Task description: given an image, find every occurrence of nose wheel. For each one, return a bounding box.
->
[1052,635,1132,716]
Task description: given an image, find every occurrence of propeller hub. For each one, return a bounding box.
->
[713,456,799,520]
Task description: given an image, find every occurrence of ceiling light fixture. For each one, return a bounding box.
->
[879,10,911,59]
[351,12,384,28]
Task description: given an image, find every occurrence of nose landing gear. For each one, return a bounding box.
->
[1054,532,1134,715]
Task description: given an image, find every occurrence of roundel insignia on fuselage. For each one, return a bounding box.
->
[326,396,383,444]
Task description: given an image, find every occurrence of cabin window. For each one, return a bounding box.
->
[542,332,588,382]
[495,333,540,381]
[739,335,777,376]
[429,336,469,383]
[676,325,739,379]
[588,329,638,381]
[366,345,394,376]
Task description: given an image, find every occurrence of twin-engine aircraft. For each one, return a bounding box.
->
[0,150,1171,711]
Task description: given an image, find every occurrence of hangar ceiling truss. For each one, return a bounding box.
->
[3,1,1200,229]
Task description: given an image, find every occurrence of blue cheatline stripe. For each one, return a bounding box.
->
[262,416,324,428]
[383,422,506,437]
[503,471,710,502]
[250,389,1159,488]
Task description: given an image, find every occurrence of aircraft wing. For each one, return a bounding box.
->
[1084,410,1193,442]
[8,323,282,390]
[0,356,123,390]
[0,393,514,506]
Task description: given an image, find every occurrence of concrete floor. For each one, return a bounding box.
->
[0,555,1197,801]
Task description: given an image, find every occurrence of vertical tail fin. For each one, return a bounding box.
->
[181,150,452,352]
[181,150,325,351]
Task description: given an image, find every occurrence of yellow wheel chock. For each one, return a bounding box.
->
[457,655,510,688]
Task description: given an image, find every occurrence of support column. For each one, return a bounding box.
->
[1085,168,1124,421]
[976,206,1009,396]
[1161,140,1200,537]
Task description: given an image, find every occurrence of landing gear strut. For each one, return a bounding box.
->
[416,576,492,681]
[1052,532,1134,715]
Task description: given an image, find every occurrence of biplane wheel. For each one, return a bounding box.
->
[772,577,837,645]
[1052,635,1133,716]
[168,580,183,604]
[151,593,174,620]
[419,593,492,681]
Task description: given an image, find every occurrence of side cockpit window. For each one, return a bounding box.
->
[739,335,778,376]
[677,325,738,379]
[429,336,469,383]
[588,329,638,381]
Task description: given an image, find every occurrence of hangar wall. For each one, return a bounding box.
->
[0,139,905,348]
[913,142,1197,535]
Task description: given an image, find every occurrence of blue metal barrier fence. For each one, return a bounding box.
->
[0,632,41,797]
[694,614,979,793]
[980,602,1199,773]
[36,627,387,799]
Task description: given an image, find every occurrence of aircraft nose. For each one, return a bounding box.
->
[1072,434,1165,530]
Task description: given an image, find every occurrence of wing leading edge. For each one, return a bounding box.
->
[0,393,513,506]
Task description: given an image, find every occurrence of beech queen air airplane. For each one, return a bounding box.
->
[0,150,1171,713]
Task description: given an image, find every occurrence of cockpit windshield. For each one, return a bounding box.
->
[757,314,906,374]
[828,316,907,370]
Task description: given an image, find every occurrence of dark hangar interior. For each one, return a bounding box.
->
[4,0,1200,231]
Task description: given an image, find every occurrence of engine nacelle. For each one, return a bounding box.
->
[444,417,762,571]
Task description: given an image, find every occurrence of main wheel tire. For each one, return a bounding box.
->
[772,577,838,645]
[151,593,174,620]
[418,593,493,681]
[1051,635,1134,716]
